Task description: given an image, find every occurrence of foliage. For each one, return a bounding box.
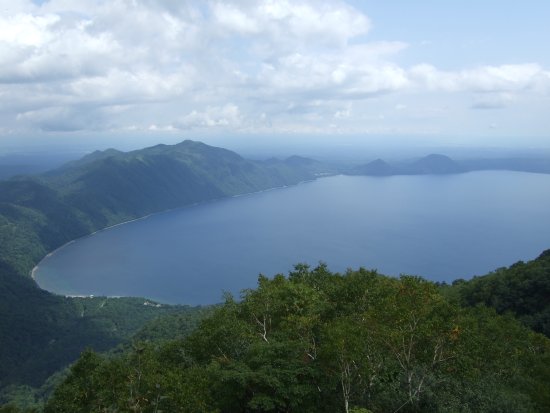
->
[0,259,203,394]
[46,266,550,412]
[453,249,550,337]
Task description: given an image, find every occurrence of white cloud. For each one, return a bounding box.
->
[67,68,195,105]
[16,105,110,132]
[0,0,548,137]
[211,0,370,50]
[409,63,550,94]
[256,43,409,101]
[212,2,260,34]
[175,104,243,130]
[0,13,58,47]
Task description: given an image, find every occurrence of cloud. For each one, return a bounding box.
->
[67,68,195,105]
[409,63,550,94]
[16,105,111,132]
[256,43,409,102]
[0,12,120,83]
[211,0,371,50]
[175,104,243,130]
[0,0,548,136]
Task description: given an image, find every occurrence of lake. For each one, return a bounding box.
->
[35,172,550,305]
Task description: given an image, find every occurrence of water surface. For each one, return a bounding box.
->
[35,172,550,304]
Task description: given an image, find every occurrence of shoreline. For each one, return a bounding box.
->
[31,176,323,286]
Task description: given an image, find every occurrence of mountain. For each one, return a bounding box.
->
[347,154,550,177]
[42,140,325,228]
[348,159,395,176]
[401,154,465,174]
[52,148,124,171]
[349,154,464,177]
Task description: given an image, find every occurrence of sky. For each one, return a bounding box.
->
[0,0,549,153]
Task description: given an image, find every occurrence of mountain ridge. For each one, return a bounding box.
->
[0,140,327,278]
[348,153,550,176]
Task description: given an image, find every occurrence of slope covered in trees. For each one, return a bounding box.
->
[452,249,550,337]
[44,265,550,413]
[0,258,203,390]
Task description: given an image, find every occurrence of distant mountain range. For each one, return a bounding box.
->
[348,153,550,176]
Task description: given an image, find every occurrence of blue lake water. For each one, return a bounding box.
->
[35,172,550,305]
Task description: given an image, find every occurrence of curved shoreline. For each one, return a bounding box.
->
[31,177,320,286]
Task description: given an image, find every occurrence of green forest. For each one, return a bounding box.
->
[43,261,550,412]
[0,141,549,411]
[1,252,549,412]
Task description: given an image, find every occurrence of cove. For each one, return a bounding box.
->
[35,172,550,305]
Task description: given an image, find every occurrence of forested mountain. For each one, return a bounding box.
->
[43,140,323,223]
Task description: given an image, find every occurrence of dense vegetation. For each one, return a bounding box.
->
[452,250,550,337]
[0,262,208,411]
[0,258,206,404]
[43,265,550,413]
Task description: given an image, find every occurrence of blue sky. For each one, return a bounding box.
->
[356,1,550,68]
[0,0,549,151]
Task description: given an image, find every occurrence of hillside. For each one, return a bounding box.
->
[450,249,550,337]
[0,259,203,389]
[3,255,550,411]
[43,265,550,413]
